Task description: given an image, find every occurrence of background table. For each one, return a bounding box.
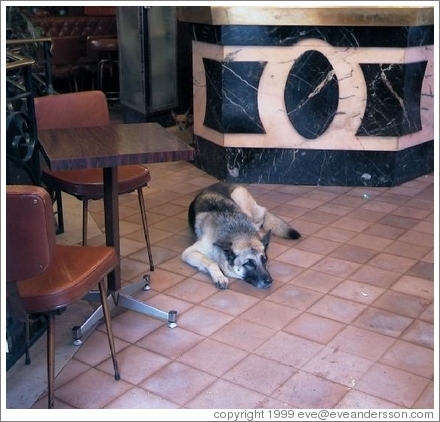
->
[38,122,195,340]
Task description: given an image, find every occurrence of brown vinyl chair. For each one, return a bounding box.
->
[34,90,154,270]
[6,185,120,409]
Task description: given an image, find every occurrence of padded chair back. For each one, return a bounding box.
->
[34,90,110,130]
[6,185,55,283]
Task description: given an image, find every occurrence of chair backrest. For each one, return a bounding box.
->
[6,185,56,283]
[34,90,110,130]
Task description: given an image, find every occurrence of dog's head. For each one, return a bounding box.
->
[214,230,273,289]
[171,110,193,131]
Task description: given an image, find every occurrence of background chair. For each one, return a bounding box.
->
[34,90,154,270]
[6,185,120,409]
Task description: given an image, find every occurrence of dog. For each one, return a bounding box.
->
[169,110,194,145]
[171,109,193,131]
[181,182,301,289]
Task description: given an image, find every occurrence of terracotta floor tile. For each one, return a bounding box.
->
[136,325,204,359]
[379,340,434,379]
[73,330,129,368]
[302,346,374,387]
[384,240,432,260]
[331,216,373,233]
[267,284,323,311]
[275,248,325,269]
[368,252,417,273]
[307,295,367,324]
[301,209,343,225]
[97,344,170,385]
[364,223,406,240]
[418,303,434,323]
[179,338,247,376]
[210,319,276,352]
[185,379,268,409]
[371,290,431,318]
[138,361,216,406]
[400,320,434,349]
[296,236,342,255]
[55,368,132,409]
[223,354,293,395]
[313,226,357,243]
[266,260,305,283]
[377,214,419,230]
[283,312,345,344]
[311,257,361,279]
[345,208,385,223]
[329,279,385,305]
[273,370,349,408]
[164,277,217,304]
[327,325,395,361]
[354,363,430,408]
[352,308,413,338]
[7,160,433,411]
[349,265,402,289]
[101,307,163,344]
[289,269,344,293]
[347,232,394,251]
[104,387,180,409]
[411,381,435,409]
[329,244,378,264]
[406,261,434,281]
[201,289,260,317]
[240,300,302,330]
[177,305,234,336]
[335,390,403,409]
[291,218,326,236]
[255,331,323,368]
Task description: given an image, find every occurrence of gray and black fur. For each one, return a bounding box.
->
[182,182,301,289]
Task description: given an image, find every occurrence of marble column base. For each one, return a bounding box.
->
[193,135,433,187]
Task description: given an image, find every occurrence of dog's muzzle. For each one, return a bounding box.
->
[245,271,273,289]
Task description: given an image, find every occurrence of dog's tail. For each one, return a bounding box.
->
[262,211,301,239]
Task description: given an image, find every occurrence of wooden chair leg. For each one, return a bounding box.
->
[55,189,64,234]
[82,200,89,246]
[24,320,31,365]
[137,188,154,271]
[46,313,56,409]
[98,281,120,380]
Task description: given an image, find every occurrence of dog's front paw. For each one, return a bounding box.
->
[209,264,229,289]
[213,275,229,289]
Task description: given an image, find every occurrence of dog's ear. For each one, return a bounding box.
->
[213,239,232,251]
[261,230,272,249]
[171,110,177,119]
[213,240,236,264]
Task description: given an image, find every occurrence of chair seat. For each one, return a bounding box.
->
[41,165,151,199]
[16,244,118,314]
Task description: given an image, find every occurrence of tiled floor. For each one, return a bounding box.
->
[10,160,434,410]
[5,106,435,409]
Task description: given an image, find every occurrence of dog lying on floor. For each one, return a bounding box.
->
[181,182,301,289]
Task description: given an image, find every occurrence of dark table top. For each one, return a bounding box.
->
[38,122,195,171]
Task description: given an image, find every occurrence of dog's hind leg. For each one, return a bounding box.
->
[230,186,266,228]
[182,244,230,289]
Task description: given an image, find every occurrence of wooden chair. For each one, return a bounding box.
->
[6,185,120,409]
[34,90,154,270]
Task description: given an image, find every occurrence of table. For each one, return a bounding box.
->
[38,122,195,342]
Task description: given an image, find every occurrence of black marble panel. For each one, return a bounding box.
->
[285,50,339,139]
[193,136,433,187]
[202,57,427,139]
[357,61,427,137]
[193,24,434,48]
[203,58,266,133]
